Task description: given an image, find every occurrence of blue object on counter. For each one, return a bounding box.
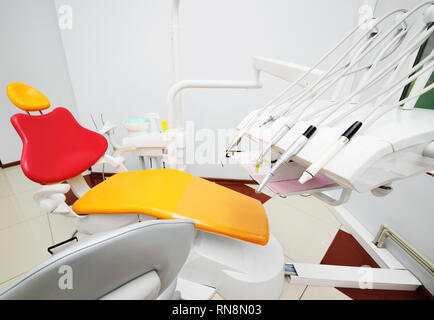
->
[124,117,150,124]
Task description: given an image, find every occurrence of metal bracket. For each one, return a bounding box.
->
[373,224,434,276]
[312,187,352,206]
[47,236,78,255]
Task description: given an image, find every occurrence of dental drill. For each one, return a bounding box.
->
[269,3,434,124]
[225,14,381,156]
[253,10,413,167]
[298,50,434,184]
[257,24,433,192]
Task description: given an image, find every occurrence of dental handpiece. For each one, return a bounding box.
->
[256,125,317,194]
[226,108,263,156]
[299,121,362,184]
[297,50,434,184]
[256,124,291,165]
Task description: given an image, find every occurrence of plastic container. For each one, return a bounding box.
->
[123,117,150,132]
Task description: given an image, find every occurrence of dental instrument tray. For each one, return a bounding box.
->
[234,152,341,197]
[238,105,434,194]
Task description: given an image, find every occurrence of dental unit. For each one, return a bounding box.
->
[298,32,434,184]
[255,26,410,192]
[225,4,434,296]
[255,5,434,193]
[225,13,379,155]
[1,0,434,300]
[298,56,434,184]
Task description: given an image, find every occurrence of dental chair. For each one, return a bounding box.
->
[5,82,284,300]
[0,219,195,299]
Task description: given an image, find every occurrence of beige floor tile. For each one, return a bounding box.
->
[0,191,47,231]
[300,286,352,300]
[14,190,46,218]
[0,273,24,291]
[211,293,224,300]
[0,169,14,199]
[0,215,53,283]
[3,166,40,195]
[0,195,24,231]
[280,195,341,229]
[279,278,306,300]
[264,197,340,264]
[47,214,78,244]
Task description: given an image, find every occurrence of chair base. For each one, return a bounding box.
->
[75,215,284,299]
[76,213,140,235]
[179,230,284,300]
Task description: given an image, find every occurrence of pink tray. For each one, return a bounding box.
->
[240,162,339,196]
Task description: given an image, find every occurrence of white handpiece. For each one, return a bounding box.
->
[257,126,317,193]
[226,109,260,154]
[299,136,349,184]
[256,136,308,194]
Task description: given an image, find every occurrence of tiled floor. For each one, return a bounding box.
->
[244,185,350,300]
[0,166,77,289]
[0,165,352,299]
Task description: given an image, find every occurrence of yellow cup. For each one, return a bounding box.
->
[161,120,168,132]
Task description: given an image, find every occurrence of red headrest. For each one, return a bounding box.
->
[11,107,108,184]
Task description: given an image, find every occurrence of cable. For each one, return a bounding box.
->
[257,26,433,192]
[256,19,420,168]
[254,29,383,166]
[298,53,434,184]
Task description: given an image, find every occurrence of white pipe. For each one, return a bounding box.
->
[170,0,182,129]
[172,0,181,82]
[167,80,262,129]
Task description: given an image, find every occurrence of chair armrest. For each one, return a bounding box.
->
[96,154,128,172]
[33,184,79,217]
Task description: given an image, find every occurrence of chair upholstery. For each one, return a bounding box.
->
[7,82,51,112]
[11,107,108,184]
[0,219,195,300]
[73,169,270,245]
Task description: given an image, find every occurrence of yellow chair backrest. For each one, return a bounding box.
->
[6,82,51,112]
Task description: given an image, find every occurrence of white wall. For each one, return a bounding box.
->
[0,0,77,164]
[54,0,363,177]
